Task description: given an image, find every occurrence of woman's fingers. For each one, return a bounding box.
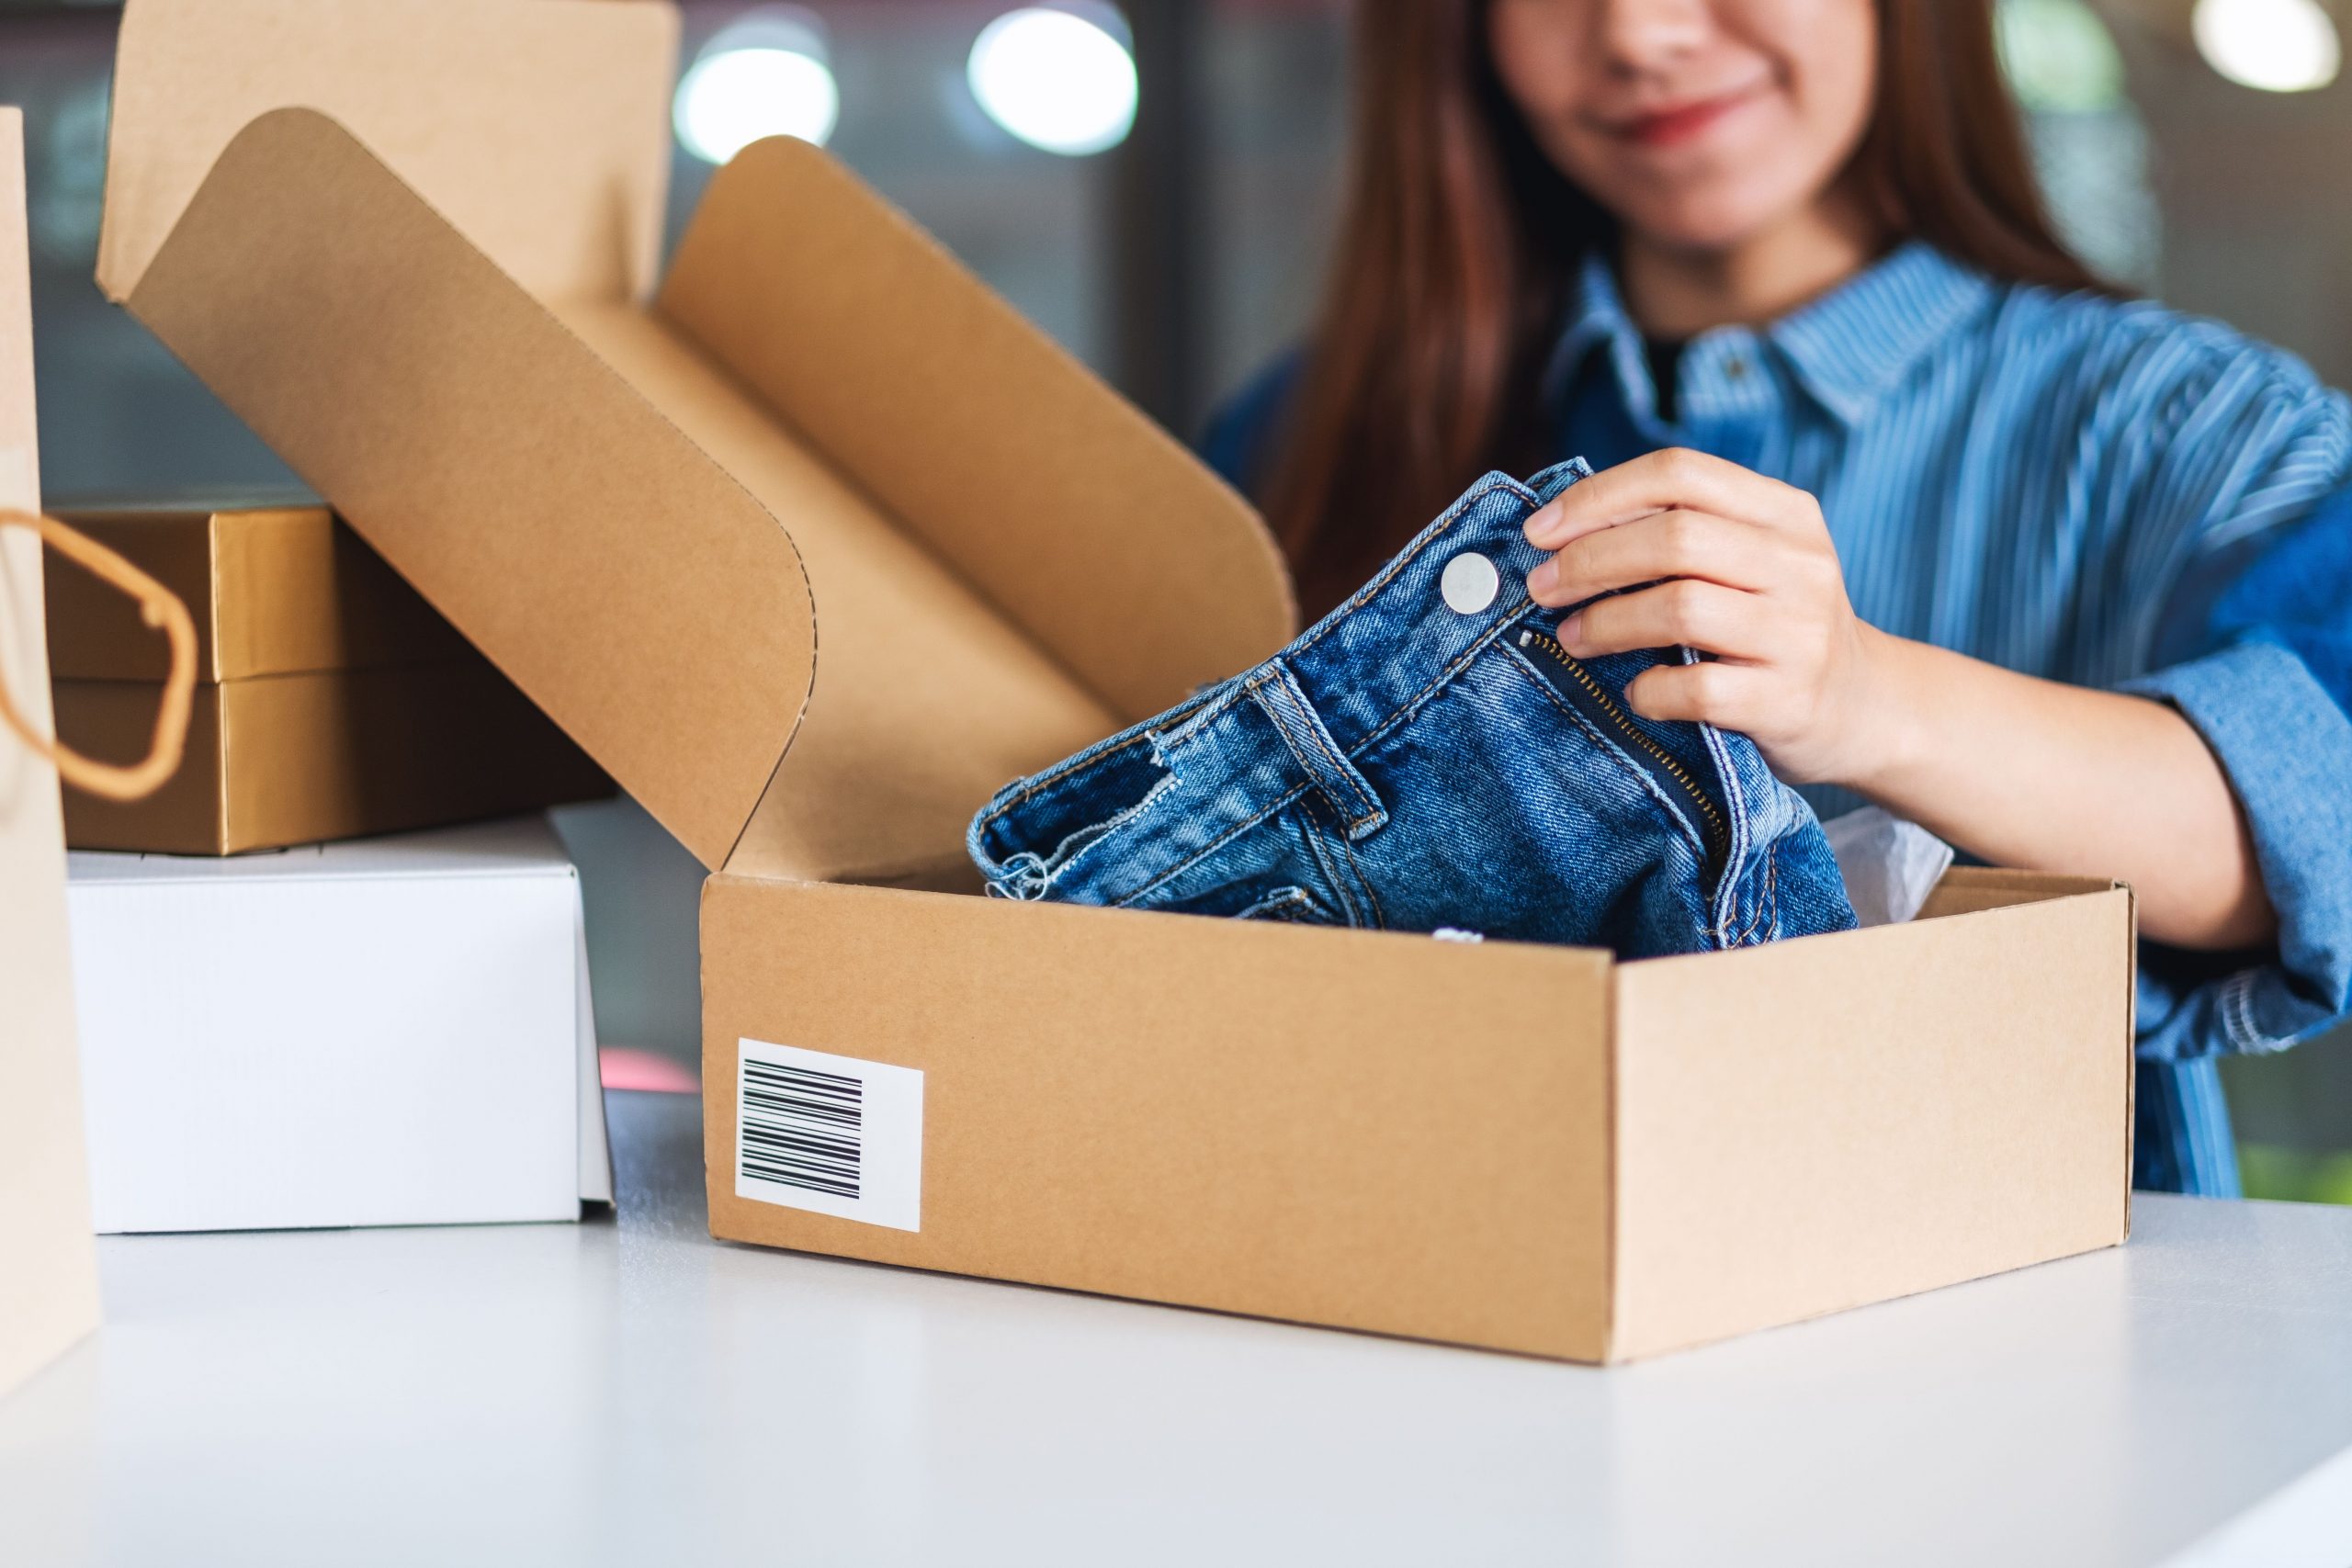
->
[1621,659,1771,729]
[1524,447,1818,548]
[1557,578,1773,662]
[1527,508,1774,605]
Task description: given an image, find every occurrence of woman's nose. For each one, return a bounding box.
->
[1589,0,1714,71]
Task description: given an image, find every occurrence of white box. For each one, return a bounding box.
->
[65,815,612,1233]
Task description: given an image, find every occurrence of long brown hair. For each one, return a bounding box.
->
[1264,0,2104,617]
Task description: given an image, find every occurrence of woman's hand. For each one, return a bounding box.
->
[1521,448,2276,949]
[1522,447,1899,784]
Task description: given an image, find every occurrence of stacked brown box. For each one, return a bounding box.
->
[46,502,609,852]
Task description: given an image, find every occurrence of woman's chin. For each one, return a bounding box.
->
[1613,198,1789,258]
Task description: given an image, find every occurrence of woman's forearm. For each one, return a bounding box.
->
[1845,628,2275,950]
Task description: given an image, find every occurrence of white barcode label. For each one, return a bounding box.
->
[735,1038,924,1232]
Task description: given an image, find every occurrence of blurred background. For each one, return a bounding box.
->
[3,0,2346,1199]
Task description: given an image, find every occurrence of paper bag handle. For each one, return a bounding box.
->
[0,510,196,802]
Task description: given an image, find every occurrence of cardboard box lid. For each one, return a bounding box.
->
[98,0,676,306]
[102,0,1296,879]
[46,504,472,682]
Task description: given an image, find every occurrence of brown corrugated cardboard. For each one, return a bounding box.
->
[0,107,102,1401]
[46,504,469,682]
[1608,871,2133,1360]
[699,873,2131,1362]
[701,878,1619,1359]
[53,661,610,855]
[97,0,673,305]
[41,501,608,853]
[98,0,2135,1360]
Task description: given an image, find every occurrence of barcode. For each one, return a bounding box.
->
[739,1058,864,1199]
[735,1038,924,1232]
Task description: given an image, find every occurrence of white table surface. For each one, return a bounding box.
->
[4,1088,2349,1568]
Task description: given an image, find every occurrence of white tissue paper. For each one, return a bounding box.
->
[1824,806,1956,928]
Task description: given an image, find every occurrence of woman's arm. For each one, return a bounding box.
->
[1838,635,2271,947]
[1523,447,2275,950]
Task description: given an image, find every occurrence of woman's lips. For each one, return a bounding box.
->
[1613,88,1761,149]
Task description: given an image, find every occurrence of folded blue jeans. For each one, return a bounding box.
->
[968,460,1858,955]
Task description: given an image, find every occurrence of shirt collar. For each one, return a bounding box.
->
[1540,250,1635,409]
[1541,240,1997,428]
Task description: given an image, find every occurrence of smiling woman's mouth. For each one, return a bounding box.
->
[1613,87,1764,149]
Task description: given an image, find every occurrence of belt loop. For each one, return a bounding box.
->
[1247,660,1388,840]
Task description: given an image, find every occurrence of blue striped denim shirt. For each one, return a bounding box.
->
[1204,241,2352,1198]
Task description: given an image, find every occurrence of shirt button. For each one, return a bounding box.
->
[1441,551,1500,614]
[1724,355,1749,381]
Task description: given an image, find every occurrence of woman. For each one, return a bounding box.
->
[1204,0,2352,1195]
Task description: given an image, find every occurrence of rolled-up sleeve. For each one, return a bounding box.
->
[2121,638,2352,1058]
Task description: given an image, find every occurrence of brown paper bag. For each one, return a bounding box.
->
[0,106,101,1401]
[0,109,198,1399]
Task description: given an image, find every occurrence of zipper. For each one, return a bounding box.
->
[1515,626,1729,870]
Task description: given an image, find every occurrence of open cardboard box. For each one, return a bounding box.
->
[97,0,2132,1361]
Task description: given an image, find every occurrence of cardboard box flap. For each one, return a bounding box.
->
[659,137,1297,724]
[123,107,814,871]
[545,299,1123,886]
[99,0,676,306]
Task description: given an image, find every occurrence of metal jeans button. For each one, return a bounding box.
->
[1441,551,1499,615]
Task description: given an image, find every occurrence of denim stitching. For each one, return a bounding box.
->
[1696,713,1754,944]
[974,680,1244,831]
[975,728,1156,832]
[1283,678,1383,831]
[1043,768,1185,893]
[1496,645,1712,865]
[1729,841,1779,947]
[1235,886,1317,922]
[1248,670,1381,835]
[1314,791,1389,931]
[1347,609,1533,758]
[1112,781,1316,908]
[1516,627,1728,852]
[1295,793,1365,929]
[1000,594,1523,877]
[1727,837,1765,945]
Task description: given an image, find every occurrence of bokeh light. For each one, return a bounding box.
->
[673,9,841,163]
[967,6,1139,157]
[2191,0,2341,93]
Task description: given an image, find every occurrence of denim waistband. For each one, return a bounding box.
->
[969,460,1594,908]
[1265,459,1589,765]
